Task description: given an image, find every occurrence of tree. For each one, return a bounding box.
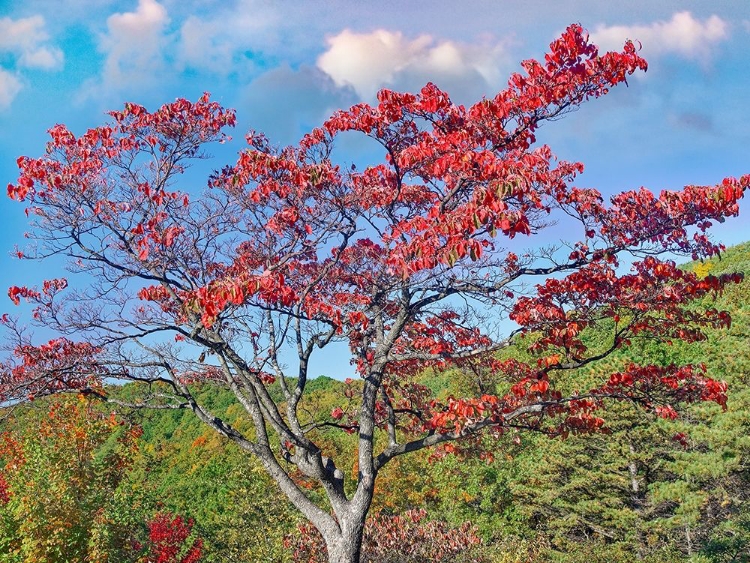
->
[0,396,205,563]
[0,396,154,562]
[2,24,747,563]
[141,512,203,563]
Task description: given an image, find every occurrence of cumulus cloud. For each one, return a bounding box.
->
[591,12,729,64]
[0,69,23,110]
[0,15,63,109]
[316,29,511,101]
[94,0,170,96]
[179,15,236,71]
[0,15,64,70]
[177,1,278,73]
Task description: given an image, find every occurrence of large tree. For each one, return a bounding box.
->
[1,25,746,563]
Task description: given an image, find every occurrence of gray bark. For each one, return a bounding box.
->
[323,515,366,563]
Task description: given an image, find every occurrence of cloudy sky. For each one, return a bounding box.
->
[0,0,748,295]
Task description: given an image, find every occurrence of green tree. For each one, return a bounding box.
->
[0,397,146,562]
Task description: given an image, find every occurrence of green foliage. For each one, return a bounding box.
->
[115,383,301,561]
[502,243,749,560]
[0,396,148,562]
[2,242,749,561]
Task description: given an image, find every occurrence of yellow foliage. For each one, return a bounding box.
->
[693,261,713,279]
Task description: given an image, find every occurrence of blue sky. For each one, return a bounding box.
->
[0,0,748,317]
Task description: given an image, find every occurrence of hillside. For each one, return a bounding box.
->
[1,242,748,562]
[117,241,750,562]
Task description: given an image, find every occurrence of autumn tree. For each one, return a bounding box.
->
[2,25,747,563]
[0,395,206,563]
[0,397,144,562]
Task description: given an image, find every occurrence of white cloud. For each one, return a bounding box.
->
[0,69,23,110]
[178,15,235,70]
[176,2,278,73]
[591,12,729,64]
[0,15,62,109]
[0,15,64,70]
[98,0,170,93]
[317,30,431,98]
[316,29,511,100]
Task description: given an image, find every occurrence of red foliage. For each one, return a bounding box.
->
[0,473,10,505]
[1,24,747,561]
[0,338,107,402]
[3,23,744,452]
[143,512,203,563]
[288,509,481,563]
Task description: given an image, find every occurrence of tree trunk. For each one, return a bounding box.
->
[324,517,365,563]
[326,540,362,563]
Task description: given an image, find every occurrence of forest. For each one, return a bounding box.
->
[1,241,747,563]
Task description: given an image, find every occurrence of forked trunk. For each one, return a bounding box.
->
[324,516,365,563]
